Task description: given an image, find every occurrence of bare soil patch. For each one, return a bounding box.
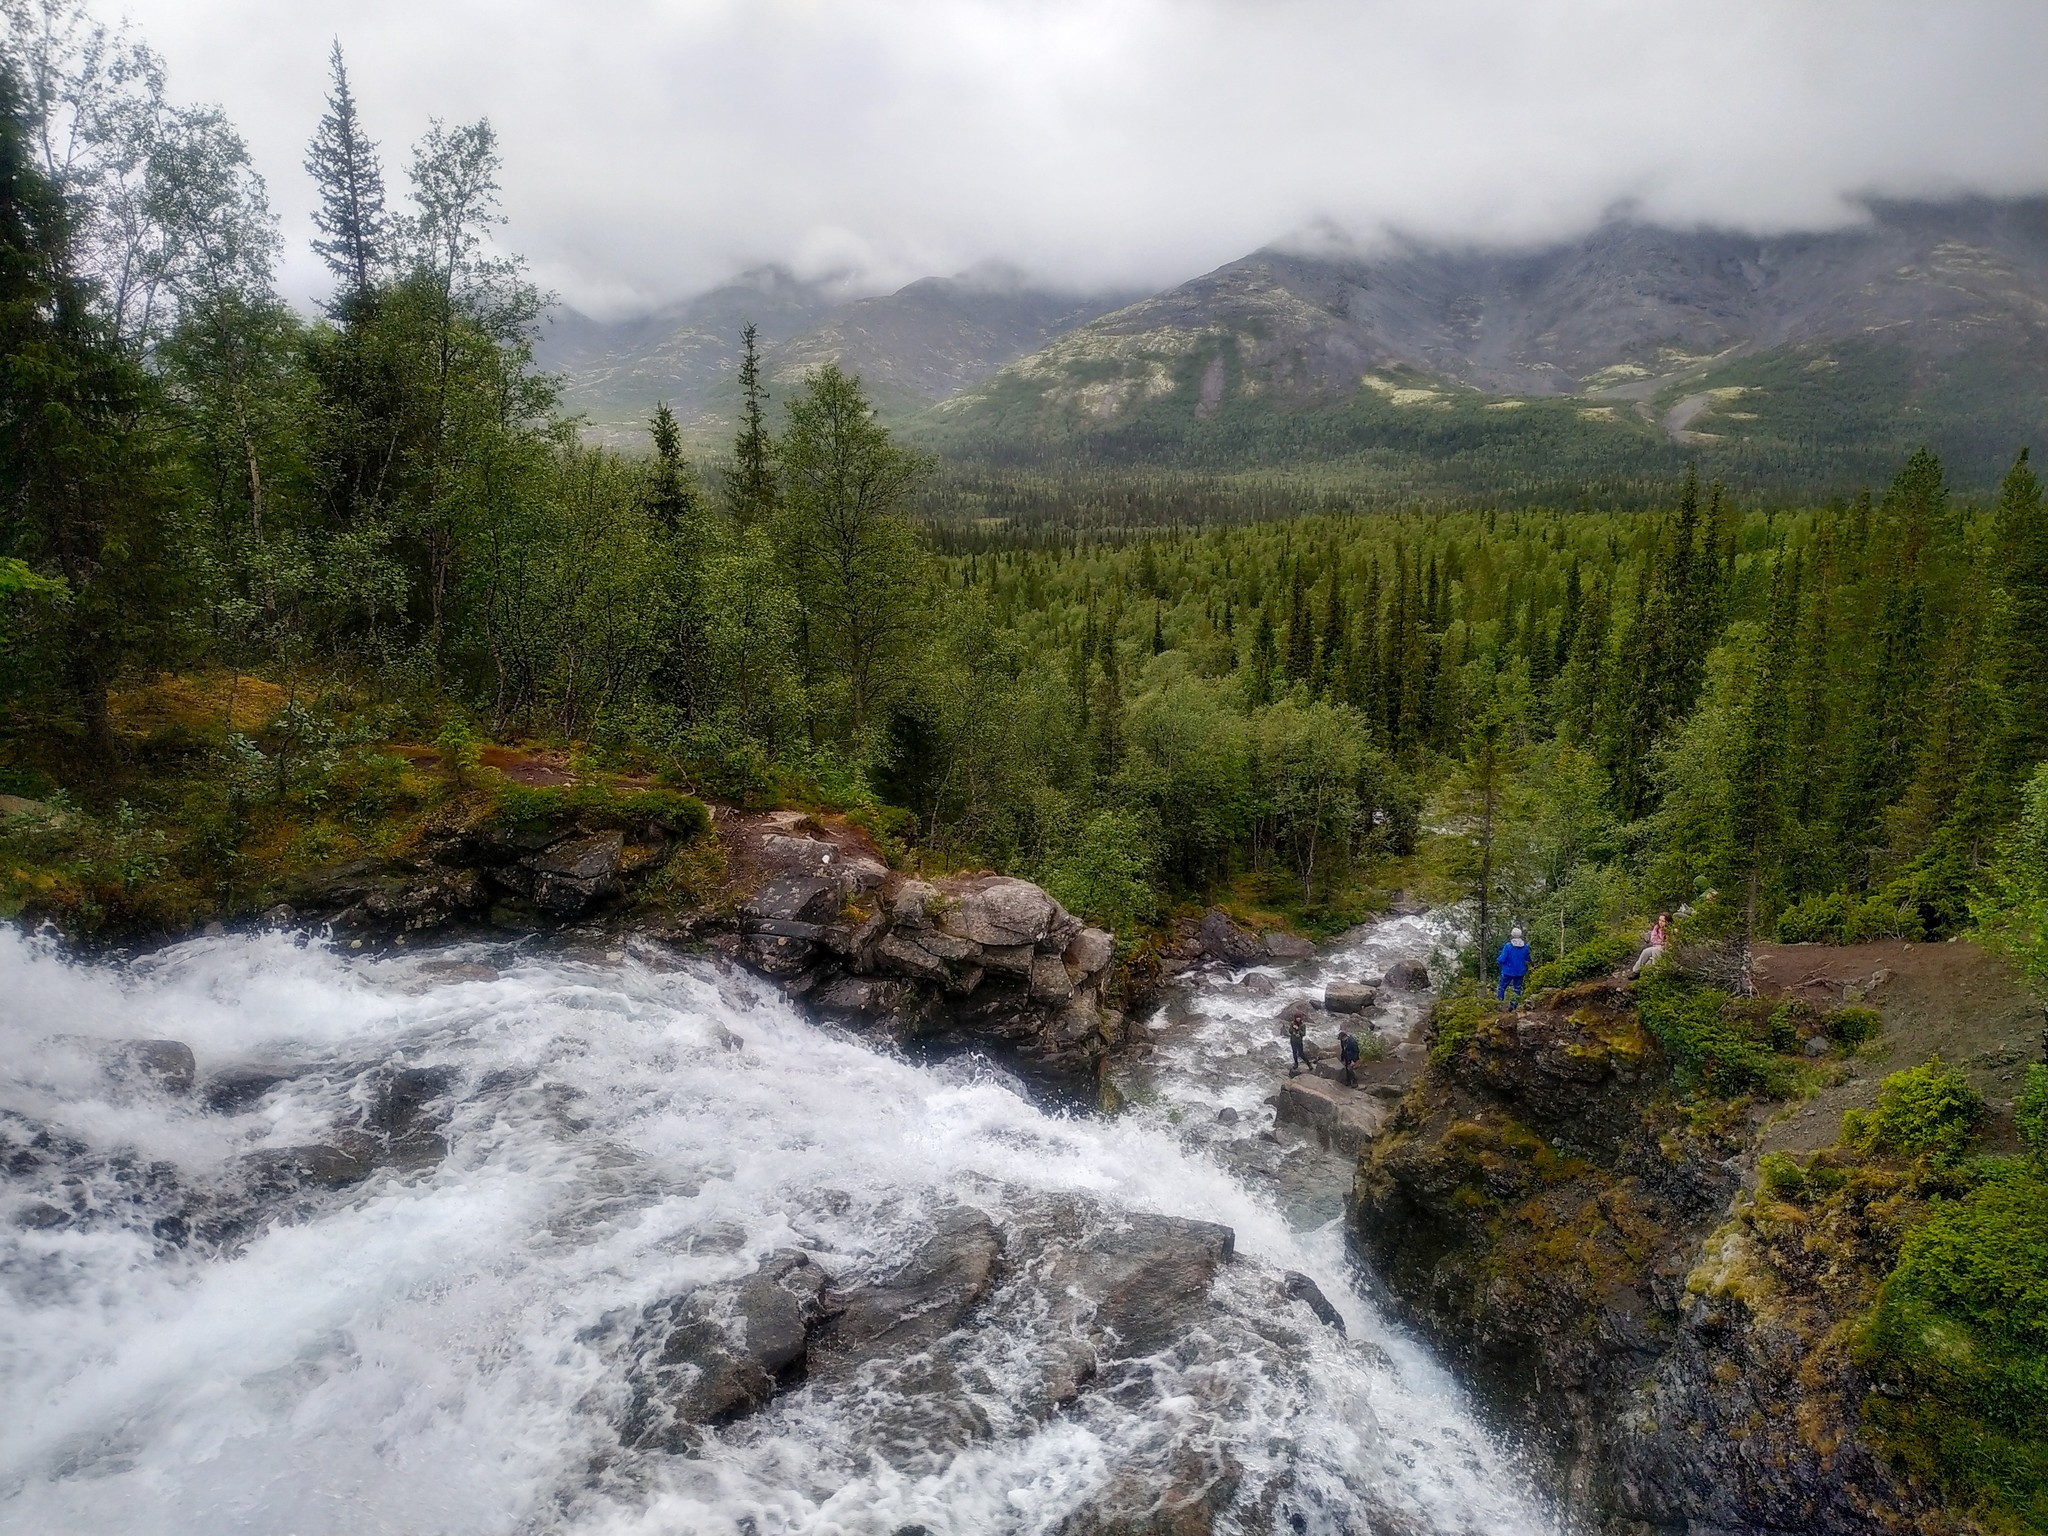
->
[1753,938,2042,1155]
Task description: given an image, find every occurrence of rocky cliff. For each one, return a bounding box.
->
[1350,953,2042,1536]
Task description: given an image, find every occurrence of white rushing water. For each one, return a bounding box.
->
[0,922,1557,1536]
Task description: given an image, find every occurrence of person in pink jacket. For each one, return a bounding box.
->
[1631,913,1670,978]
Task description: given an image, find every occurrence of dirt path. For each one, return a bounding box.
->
[1753,938,2043,1155]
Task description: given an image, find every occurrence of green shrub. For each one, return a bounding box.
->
[2017,1064,2048,1164]
[1775,889,1926,945]
[1759,1151,1808,1200]
[671,724,779,810]
[1765,1000,1814,1052]
[1040,809,1158,938]
[1777,891,1849,944]
[435,716,481,786]
[1860,1162,2048,1529]
[1847,1058,1985,1160]
[1825,1004,1882,1046]
[1429,994,1489,1064]
[1525,933,1633,994]
[1635,969,1794,1098]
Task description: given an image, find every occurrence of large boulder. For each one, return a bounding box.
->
[1262,932,1317,961]
[1065,926,1115,976]
[529,830,626,913]
[936,876,1078,951]
[1194,908,1261,967]
[742,873,840,926]
[1324,983,1376,1013]
[1383,959,1431,992]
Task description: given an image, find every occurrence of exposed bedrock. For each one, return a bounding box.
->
[1350,978,1968,1535]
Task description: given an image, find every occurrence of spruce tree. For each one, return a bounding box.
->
[1248,606,1277,707]
[0,62,161,756]
[1725,551,1800,986]
[1992,449,2048,771]
[728,323,775,530]
[1313,570,1346,698]
[1283,567,1313,683]
[304,42,388,313]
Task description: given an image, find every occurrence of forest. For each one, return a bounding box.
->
[4,2,2048,1010]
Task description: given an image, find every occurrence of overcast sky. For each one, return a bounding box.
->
[115,0,2048,318]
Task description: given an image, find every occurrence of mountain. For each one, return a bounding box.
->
[540,266,1136,446]
[909,198,2048,498]
[536,267,847,445]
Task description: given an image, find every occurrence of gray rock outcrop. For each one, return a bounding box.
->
[721,821,1122,1086]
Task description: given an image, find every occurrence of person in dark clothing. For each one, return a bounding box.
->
[1286,1013,1308,1076]
[1495,925,1532,1008]
[1338,1029,1361,1086]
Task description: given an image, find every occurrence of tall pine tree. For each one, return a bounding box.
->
[304,42,388,313]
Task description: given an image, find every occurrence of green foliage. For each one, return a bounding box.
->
[1758,1151,1809,1201]
[1429,994,1489,1065]
[487,782,707,840]
[1634,969,1795,1098]
[1824,1004,1882,1046]
[435,716,481,785]
[1525,933,1633,994]
[1861,1163,2048,1530]
[2016,1065,2048,1164]
[1764,1001,1811,1053]
[1975,764,2048,991]
[1039,809,1158,938]
[1845,1058,1985,1161]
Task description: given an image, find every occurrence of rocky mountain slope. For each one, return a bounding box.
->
[540,266,1132,445]
[910,197,2048,496]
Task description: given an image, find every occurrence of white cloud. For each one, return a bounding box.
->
[114,0,2048,315]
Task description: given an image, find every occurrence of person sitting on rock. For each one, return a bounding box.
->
[1630,912,1670,978]
[1286,1011,1309,1077]
[1495,926,1531,1008]
[1338,1029,1361,1086]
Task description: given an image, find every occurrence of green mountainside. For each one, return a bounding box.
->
[903,199,2048,501]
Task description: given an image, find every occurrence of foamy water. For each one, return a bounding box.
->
[0,923,1554,1535]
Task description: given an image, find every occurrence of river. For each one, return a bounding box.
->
[0,918,1561,1535]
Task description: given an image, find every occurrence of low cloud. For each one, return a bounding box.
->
[125,0,2048,316]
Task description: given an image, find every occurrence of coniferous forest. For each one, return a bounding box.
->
[6,16,2046,984]
[10,11,2048,1529]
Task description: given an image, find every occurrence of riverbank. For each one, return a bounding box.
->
[1350,938,2048,1536]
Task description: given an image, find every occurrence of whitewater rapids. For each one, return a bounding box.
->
[0,924,1559,1535]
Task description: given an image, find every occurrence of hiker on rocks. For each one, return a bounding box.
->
[1495,926,1531,1008]
[1286,1011,1309,1076]
[1630,913,1670,978]
[1338,1029,1361,1086]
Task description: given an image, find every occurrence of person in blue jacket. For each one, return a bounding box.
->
[1495,925,1532,1008]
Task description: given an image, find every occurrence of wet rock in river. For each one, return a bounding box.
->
[811,1206,1004,1373]
[238,1142,375,1191]
[1262,932,1316,961]
[203,1063,307,1113]
[1323,983,1376,1013]
[1382,959,1430,992]
[1280,1271,1345,1333]
[623,1249,834,1449]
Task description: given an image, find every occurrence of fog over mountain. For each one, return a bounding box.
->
[130,0,2048,319]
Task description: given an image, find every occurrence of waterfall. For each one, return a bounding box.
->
[0,922,1557,1534]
